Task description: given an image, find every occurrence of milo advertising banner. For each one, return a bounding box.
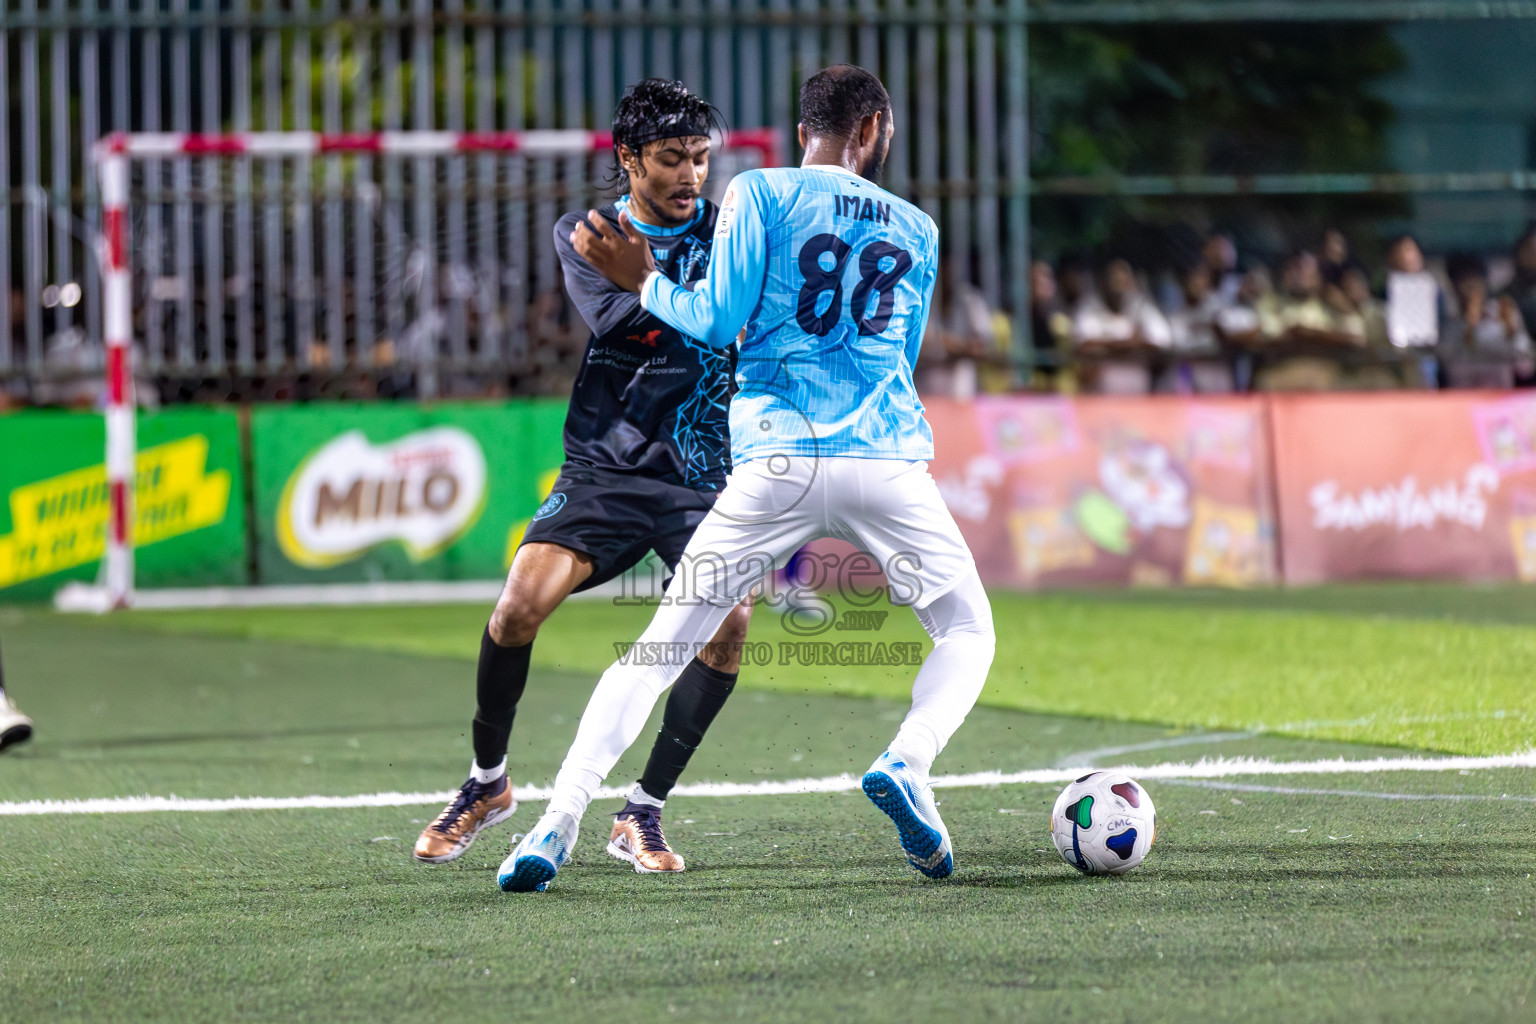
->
[250,402,567,583]
[0,409,244,600]
[1270,392,1536,584]
[924,396,1279,588]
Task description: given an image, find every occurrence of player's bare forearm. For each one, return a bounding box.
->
[570,208,656,294]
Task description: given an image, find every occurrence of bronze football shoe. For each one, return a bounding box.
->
[413,774,516,864]
[606,802,685,873]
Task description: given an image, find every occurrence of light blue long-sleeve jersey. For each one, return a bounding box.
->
[640,164,938,463]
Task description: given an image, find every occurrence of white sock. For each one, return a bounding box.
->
[470,758,506,785]
[628,783,665,809]
[546,766,605,819]
[535,809,578,832]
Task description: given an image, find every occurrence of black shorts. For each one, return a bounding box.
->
[520,464,721,593]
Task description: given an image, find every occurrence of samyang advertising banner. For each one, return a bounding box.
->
[0,409,245,600]
[250,402,567,584]
[924,396,1279,589]
[1270,392,1536,584]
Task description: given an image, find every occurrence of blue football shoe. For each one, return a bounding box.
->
[861,752,954,879]
[497,811,579,893]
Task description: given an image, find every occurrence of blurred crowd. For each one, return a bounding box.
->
[8,223,1536,410]
[917,224,1536,399]
[0,277,590,409]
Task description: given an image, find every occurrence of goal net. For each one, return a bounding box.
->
[69,128,780,611]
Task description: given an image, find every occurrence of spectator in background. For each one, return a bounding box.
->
[1056,255,1095,313]
[916,260,1012,399]
[1505,226,1536,344]
[1161,264,1234,394]
[1208,264,1272,392]
[1201,232,1242,304]
[1253,251,1365,391]
[1383,233,1444,387]
[527,278,585,397]
[1386,234,1427,276]
[1053,255,1095,393]
[29,321,160,410]
[1442,253,1532,389]
[1029,260,1074,387]
[1340,266,1400,390]
[1216,265,1270,344]
[1071,257,1172,395]
[1341,267,1390,347]
[1318,228,1361,288]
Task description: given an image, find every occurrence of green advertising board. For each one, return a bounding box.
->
[250,402,567,584]
[0,409,246,601]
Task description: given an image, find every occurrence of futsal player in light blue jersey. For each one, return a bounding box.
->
[636,104,939,466]
[500,66,995,892]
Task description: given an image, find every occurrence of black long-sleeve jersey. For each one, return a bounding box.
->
[551,197,733,490]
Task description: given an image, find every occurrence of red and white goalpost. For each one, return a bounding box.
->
[96,144,136,610]
[80,128,782,612]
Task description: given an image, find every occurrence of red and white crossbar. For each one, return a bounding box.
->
[94,128,782,163]
[89,128,781,609]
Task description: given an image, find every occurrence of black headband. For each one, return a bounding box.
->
[614,112,714,151]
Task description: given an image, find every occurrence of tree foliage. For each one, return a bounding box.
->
[1029,23,1408,260]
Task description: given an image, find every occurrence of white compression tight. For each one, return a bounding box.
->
[545,557,995,820]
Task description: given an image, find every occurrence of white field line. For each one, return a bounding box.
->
[2,752,1533,817]
[1053,730,1259,768]
[1264,709,1528,732]
[54,578,630,613]
[1159,778,1536,802]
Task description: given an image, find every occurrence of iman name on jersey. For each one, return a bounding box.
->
[834,194,893,225]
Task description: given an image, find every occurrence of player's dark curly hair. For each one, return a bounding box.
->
[609,79,724,195]
[798,65,891,142]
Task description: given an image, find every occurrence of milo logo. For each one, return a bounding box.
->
[276,427,487,567]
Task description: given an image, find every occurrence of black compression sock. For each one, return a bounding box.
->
[637,657,738,801]
[471,626,532,772]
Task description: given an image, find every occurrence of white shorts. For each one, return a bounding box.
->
[668,455,977,611]
[545,455,995,816]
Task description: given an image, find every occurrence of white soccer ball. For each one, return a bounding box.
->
[1050,771,1157,876]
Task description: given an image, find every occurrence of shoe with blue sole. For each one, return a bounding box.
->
[861,752,954,879]
[497,812,579,893]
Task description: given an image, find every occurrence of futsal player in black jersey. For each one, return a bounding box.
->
[414,80,751,874]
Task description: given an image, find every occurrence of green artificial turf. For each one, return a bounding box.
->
[2,605,1536,1022]
[1088,581,1536,627]
[95,584,1536,755]
[0,609,1411,803]
[4,786,1535,1024]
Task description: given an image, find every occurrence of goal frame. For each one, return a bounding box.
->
[83,128,783,611]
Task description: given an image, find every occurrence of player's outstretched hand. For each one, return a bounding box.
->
[571,208,657,295]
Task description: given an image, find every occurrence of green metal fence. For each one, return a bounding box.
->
[2,0,1534,386]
